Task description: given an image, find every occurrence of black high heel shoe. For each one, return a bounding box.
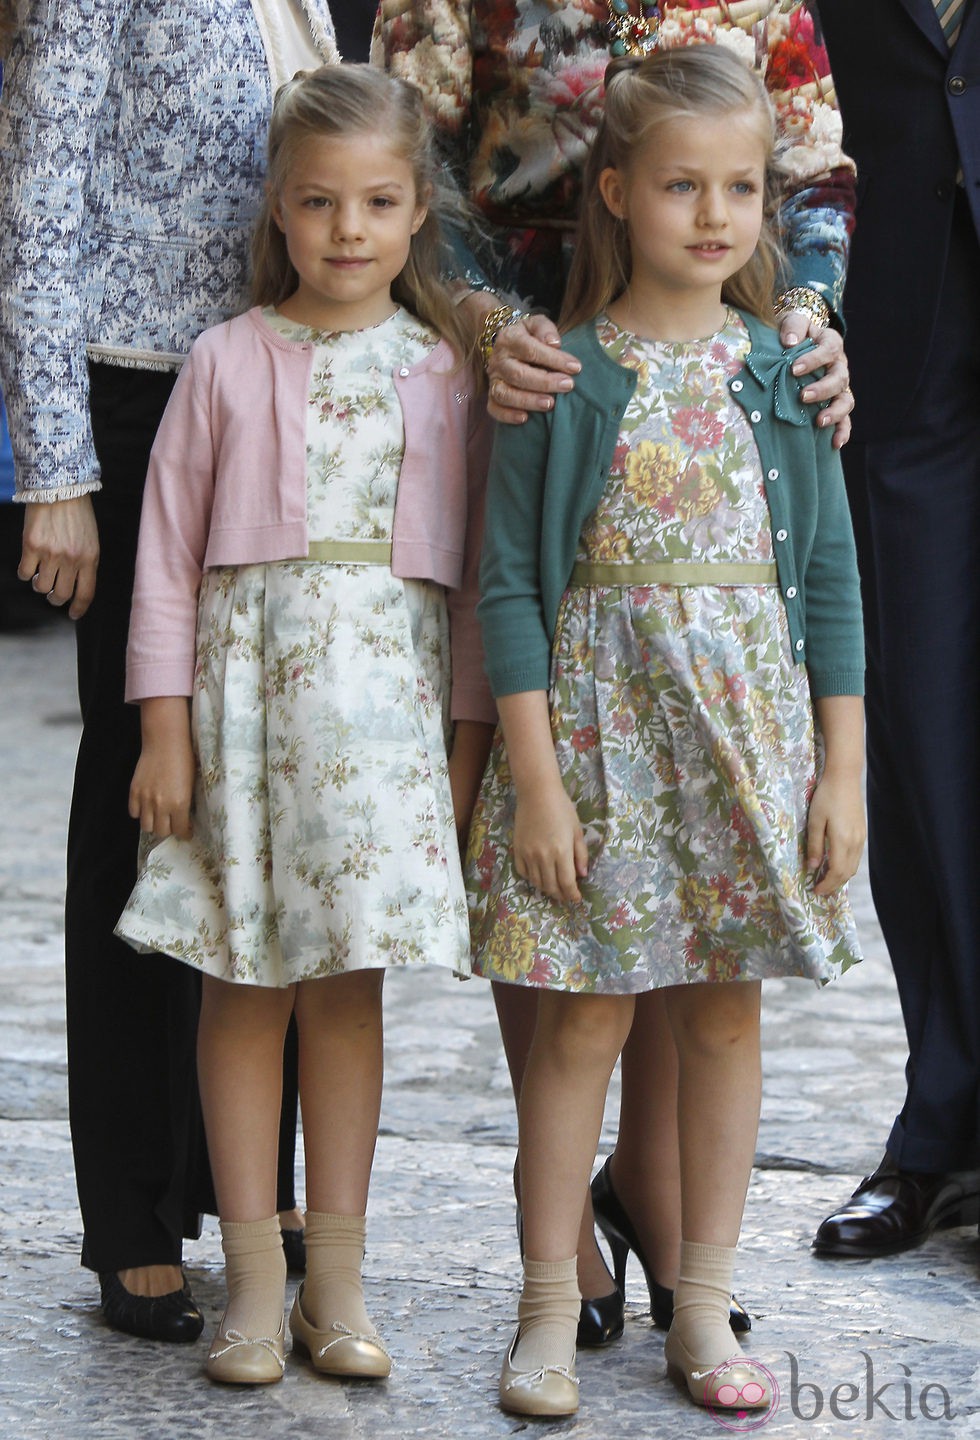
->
[590,1158,751,1334]
[516,1205,625,1348]
[280,1225,306,1275]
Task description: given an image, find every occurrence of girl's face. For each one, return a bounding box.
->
[600,112,767,325]
[272,129,428,331]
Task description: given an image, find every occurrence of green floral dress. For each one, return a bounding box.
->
[466,313,862,994]
[117,308,471,987]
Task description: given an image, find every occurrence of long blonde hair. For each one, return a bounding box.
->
[251,64,473,366]
[561,46,784,332]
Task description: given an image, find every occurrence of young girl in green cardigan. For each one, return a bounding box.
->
[466,45,865,1420]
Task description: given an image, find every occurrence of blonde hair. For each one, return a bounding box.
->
[251,64,473,367]
[561,45,784,332]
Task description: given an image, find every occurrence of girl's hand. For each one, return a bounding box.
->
[513,778,589,904]
[128,697,195,838]
[486,314,581,426]
[806,771,866,895]
[780,311,853,450]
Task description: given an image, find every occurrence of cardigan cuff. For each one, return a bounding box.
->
[808,668,865,699]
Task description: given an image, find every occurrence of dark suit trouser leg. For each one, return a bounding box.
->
[69,366,299,1273]
[843,197,980,1173]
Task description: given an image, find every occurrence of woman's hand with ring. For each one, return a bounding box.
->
[487,314,581,425]
[780,311,854,450]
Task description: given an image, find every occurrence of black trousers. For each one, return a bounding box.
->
[843,193,980,1173]
[69,363,299,1273]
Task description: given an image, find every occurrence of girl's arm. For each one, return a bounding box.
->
[497,692,588,905]
[128,696,195,839]
[807,695,866,896]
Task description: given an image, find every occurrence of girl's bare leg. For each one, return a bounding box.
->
[198,975,296,1220]
[293,969,385,1336]
[493,980,617,1299]
[197,976,296,1346]
[514,991,634,1369]
[665,981,761,1368]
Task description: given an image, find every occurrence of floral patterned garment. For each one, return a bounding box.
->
[117,308,472,987]
[466,312,862,994]
[377,1,854,315]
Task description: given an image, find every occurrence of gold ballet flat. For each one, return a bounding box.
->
[288,1284,391,1379]
[664,1328,772,1411]
[206,1317,286,1385]
[498,1330,579,1417]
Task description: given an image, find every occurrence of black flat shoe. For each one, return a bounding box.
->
[99,1271,204,1343]
[812,1155,980,1257]
[516,1203,625,1348]
[280,1225,306,1274]
[590,1158,751,1334]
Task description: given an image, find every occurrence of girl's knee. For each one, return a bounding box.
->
[667,981,761,1057]
[536,992,634,1067]
[201,974,295,1032]
[296,968,384,1029]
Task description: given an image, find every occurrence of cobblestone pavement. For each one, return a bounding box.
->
[1,623,978,1439]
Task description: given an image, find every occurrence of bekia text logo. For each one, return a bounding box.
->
[704,1353,955,1429]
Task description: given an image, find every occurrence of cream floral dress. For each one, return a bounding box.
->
[466,312,862,994]
[117,308,471,987]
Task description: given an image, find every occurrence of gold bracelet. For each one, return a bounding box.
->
[479,304,528,371]
[774,286,830,331]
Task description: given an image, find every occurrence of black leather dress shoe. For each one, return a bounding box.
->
[99,1271,204,1342]
[812,1156,980,1257]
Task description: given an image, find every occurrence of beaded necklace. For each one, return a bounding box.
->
[606,0,662,55]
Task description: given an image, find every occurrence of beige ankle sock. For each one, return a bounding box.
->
[671,1240,737,1367]
[511,1258,579,1371]
[219,1216,286,1339]
[302,1211,375,1336]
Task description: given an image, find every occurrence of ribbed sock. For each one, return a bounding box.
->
[219,1216,286,1339]
[302,1211,375,1336]
[670,1240,737,1367]
[511,1257,579,1371]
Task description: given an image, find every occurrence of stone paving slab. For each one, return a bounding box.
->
[1,625,978,1440]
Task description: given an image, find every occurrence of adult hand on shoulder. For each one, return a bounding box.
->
[780,310,853,450]
[487,314,581,426]
[18,495,99,619]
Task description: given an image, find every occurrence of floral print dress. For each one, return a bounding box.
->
[466,312,862,994]
[117,308,471,987]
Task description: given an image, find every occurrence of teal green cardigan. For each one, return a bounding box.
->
[478,311,864,701]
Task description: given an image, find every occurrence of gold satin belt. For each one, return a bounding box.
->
[569,560,778,587]
[301,539,393,564]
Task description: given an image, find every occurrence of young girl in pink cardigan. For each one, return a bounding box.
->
[116,65,494,1387]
